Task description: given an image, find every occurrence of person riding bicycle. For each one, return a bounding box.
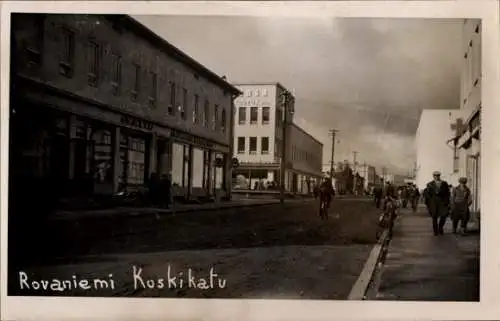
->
[319,177,335,209]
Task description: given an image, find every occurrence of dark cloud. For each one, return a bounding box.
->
[134,15,463,174]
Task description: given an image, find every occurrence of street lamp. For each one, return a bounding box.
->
[279,90,294,206]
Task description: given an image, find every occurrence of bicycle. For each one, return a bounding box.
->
[319,196,329,220]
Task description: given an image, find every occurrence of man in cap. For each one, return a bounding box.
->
[423,171,451,235]
[450,177,472,234]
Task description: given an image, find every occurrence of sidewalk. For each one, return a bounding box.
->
[51,197,314,221]
[374,206,480,301]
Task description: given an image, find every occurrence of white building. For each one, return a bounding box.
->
[232,83,323,193]
[415,110,462,190]
[452,19,481,214]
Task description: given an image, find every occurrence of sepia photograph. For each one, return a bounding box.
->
[1,1,499,321]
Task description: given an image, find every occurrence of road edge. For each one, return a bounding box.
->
[347,228,390,300]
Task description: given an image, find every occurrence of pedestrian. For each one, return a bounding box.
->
[383,181,396,211]
[318,177,335,218]
[450,177,472,234]
[409,184,420,212]
[423,171,451,236]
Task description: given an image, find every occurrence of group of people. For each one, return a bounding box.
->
[423,171,472,235]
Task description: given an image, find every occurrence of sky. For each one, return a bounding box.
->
[134,15,464,176]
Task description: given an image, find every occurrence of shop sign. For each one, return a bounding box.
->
[120,115,153,131]
[171,129,214,149]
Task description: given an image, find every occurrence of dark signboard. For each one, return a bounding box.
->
[120,115,153,131]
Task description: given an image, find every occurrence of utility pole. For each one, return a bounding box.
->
[279,90,293,206]
[352,151,358,194]
[329,129,338,179]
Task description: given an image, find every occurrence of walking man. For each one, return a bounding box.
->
[423,171,451,235]
[450,177,472,234]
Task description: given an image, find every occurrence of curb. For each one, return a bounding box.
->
[347,227,391,300]
[51,199,315,221]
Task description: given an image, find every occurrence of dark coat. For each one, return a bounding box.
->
[424,180,450,217]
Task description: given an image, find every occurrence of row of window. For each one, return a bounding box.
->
[242,88,269,98]
[237,136,270,154]
[291,145,320,168]
[238,107,271,125]
[23,16,227,134]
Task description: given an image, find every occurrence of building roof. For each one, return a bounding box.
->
[291,123,323,146]
[107,15,241,96]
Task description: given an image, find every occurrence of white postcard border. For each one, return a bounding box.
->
[1,1,499,320]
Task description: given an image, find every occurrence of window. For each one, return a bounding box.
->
[59,28,75,77]
[169,82,176,115]
[263,88,268,97]
[262,107,270,124]
[111,54,121,95]
[250,107,258,124]
[237,137,245,154]
[249,137,257,154]
[148,72,157,108]
[181,88,187,120]
[213,104,219,131]
[87,41,100,86]
[261,137,269,154]
[193,94,199,124]
[238,107,246,124]
[26,14,45,64]
[221,109,227,133]
[132,64,140,101]
[203,100,209,127]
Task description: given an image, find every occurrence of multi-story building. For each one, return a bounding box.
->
[452,19,481,214]
[356,163,376,191]
[9,13,241,202]
[232,83,323,194]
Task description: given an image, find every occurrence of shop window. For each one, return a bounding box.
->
[221,109,227,133]
[249,137,257,154]
[237,137,245,154]
[203,150,210,189]
[214,153,225,189]
[132,64,141,101]
[238,107,246,124]
[171,143,184,187]
[250,107,258,124]
[262,107,270,124]
[111,53,122,96]
[183,145,190,187]
[192,148,204,188]
[59,27,75,77]
[87,41,100,87]
[261,137,269,154]
[91,129,113,189]
[149,72,157,108]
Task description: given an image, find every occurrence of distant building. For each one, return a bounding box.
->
[231,83,323,193]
